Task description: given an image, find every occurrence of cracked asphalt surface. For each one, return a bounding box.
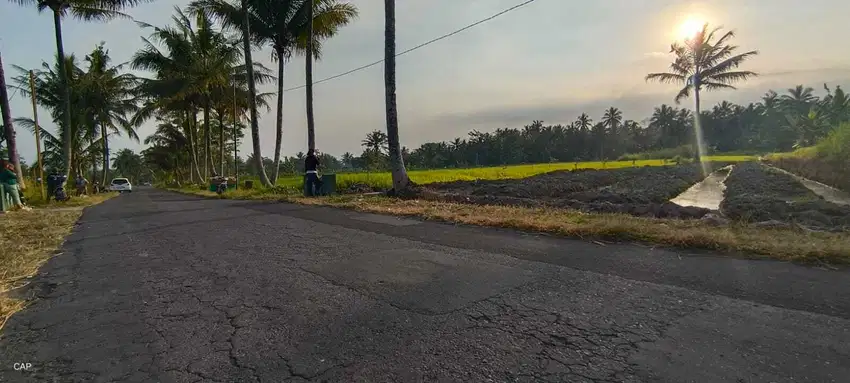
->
[1,187,849,382]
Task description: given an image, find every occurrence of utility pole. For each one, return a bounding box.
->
[29,70,45,200]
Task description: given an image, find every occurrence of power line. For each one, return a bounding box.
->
[283,0,538,92]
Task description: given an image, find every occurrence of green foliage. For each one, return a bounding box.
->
[815,122,850,164]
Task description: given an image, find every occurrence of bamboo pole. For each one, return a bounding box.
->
[29,70,45,200]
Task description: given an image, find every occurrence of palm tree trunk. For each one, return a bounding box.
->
[384,0,409,192]
[218,109,225,175]
[100,122,109,186]
[185,110,203,182]
[272,56,285,183]
[241,0,273,187]
[306,2,316,152]
[53,11,73,188]
[204,102,212,177]
[693,86,702,162]
[0,52,25,189]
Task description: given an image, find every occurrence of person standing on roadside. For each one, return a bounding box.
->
[304,149,322,196]
[75,173,88,196]
[0,159,30,211]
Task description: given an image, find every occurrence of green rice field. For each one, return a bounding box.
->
[270,155,757,191]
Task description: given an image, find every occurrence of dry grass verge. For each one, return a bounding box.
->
[0,193,116,331]
[171,188,850,265]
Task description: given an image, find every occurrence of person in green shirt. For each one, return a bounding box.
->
[0,159,30,211]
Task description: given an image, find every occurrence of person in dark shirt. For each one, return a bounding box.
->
[304,149,322,196]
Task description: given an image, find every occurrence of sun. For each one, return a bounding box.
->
[677,17,705,41]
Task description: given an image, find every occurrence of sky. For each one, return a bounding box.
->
[2,0,850,162]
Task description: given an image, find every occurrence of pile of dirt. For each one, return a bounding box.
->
[721,162,850,231]
[422,164,729,219]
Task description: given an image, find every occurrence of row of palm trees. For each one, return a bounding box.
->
[4,0,413,191]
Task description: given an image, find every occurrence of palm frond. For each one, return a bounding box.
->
[645,72,686,84]
[674,86,691,104]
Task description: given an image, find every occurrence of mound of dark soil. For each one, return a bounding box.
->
[422,164,731,219]
[431,164,725,204]
[721,162,850,230]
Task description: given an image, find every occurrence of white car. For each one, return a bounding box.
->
[110,178,133,193]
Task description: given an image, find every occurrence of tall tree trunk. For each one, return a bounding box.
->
[204,102,213,178]
[241,0,273,187]
[306,2,316,152]
[0,51,25,188]
[100,122,109,186]
[272,55,285,183]
[384,0,409,192]
[693,85,703,162]
[218,109,225,175]
[52,11,73,188]
[185,110,203,182]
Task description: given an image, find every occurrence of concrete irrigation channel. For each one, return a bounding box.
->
[669,165,733,211]
[766,164,850,206]
[721,162,850,231]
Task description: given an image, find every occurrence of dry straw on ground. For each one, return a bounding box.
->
[0,193,115,332]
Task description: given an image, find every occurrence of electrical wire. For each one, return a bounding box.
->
[283,0,538,92]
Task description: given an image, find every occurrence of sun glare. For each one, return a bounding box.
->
[677,17,704,41]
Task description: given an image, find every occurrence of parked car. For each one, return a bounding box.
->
[110,178,133,193]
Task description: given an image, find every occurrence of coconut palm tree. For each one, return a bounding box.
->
[81,43,140,185]
[9,0,150,185]
[383,0,410,192]
[646,24,758,161]
[0,51,25,188]
[191,0,356,182]
[781,85,817,117]
[112,148,144,182]
[132,8,272,183]
[601,107,622,158]
[13,54,96,177]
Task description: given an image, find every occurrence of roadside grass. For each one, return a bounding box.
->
[0,193,116,332]
[170,187,850,265]
[262,155,757,190]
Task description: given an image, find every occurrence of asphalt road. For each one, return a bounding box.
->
[1,187,849,382]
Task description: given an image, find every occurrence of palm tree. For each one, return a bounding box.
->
[192,0,356,182]
[132,8,272,183]
[13,54,94,177]
[361,130,388,155]
[779,85,818,125]
[0,51,25,188]
[112,148,144,182]
[601,107,622,158]
[383,0,409,192]
[574,113,593,160]
[646,24,758,161]
[81,43,139,185]
[9,0,150,185]
[649,104,678,148]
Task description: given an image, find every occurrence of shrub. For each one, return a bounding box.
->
[816,122,850,164]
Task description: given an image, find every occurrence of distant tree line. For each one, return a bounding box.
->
[249,83,847,173]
